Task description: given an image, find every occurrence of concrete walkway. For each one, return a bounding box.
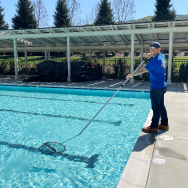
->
[117,91,188,188]
[0,76,188,188]
[0,75,187,92]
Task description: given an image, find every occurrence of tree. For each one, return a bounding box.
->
[66,0,82,26]
[53,0,71,27]
[0,1,8,29]
[113,0,135,23]
[32,0,49,28]
[12,0,37,29]
[94,0,114,25]
[152,0,176,21]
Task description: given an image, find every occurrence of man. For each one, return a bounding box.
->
[126,42,169,133]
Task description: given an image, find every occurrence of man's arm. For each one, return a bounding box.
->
[131,67,148,77]
[126,54,153,80]
[126,67,148,79]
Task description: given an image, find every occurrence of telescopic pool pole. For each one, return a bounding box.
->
[78,59,146,135]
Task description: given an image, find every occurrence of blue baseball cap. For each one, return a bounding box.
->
[149,42,161,49]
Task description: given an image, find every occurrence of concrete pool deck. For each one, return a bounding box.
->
[0,76,188,188]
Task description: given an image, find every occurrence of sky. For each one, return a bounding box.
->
[1,0,188,28]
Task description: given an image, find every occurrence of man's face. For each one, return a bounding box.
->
[150,47,161,56]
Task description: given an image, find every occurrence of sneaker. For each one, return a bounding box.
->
[158,124,169,130]
[142,126,158,133]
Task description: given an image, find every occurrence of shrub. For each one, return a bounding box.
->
[134,60,140,70]
[165,55,168,59]
[116,58,130,79]
[144,72,149,81]
[82,57,88,61]
[185,63,188,81]
[8,61,15,75]
[173,51,178,56]
[118,58,124,76]
[185,51,188,56]
[112,52,115,56]
[124,52,129,56]
[166,61,180,82]
[55,52,59,56]
[95,52,100,56]
[0,61,6,74]
[18,52,24,56]
[179,63,187,82]
[135,51,140,56]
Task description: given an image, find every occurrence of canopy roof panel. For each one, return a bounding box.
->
[0,20,188,51]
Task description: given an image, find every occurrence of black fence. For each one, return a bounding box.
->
[166,59,188,82]
[0,58,188,82]
[104,58,188,82]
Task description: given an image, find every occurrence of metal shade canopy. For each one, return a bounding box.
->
[0,20,187,83]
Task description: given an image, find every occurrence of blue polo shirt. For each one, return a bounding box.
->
[144,53,167,89]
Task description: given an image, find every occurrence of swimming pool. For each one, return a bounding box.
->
[0,85,151,187]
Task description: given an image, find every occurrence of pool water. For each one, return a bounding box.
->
[0,86,151,188]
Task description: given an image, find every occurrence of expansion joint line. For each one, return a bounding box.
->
[167,98,188,101]
[168,111,188,114]
[174,137,188,141]
[122,179,145,188]
[144,136,188,188]
[145,140,157,188]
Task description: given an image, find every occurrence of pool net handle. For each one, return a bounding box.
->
[78,60,146,135]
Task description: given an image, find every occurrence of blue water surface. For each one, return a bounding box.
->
[0,86,151,188]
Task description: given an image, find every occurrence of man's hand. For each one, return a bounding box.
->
[145,53,153,59]
[126,74,133,80]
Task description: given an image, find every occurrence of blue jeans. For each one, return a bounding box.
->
[150,86,168,128]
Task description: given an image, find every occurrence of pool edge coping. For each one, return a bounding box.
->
[116,110,154,188]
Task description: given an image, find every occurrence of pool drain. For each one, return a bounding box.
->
[156,135,174,141]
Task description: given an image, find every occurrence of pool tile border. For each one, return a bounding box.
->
[0,83,150,93]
